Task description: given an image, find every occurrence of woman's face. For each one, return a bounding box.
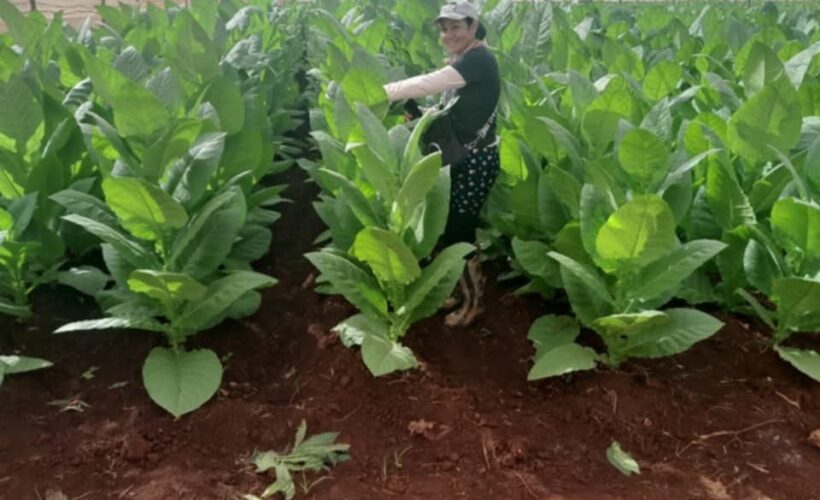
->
[439,18,477,55]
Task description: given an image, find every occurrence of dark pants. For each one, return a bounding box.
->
[441,144,500,246]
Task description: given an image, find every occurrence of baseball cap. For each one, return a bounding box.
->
[435,2,479,22]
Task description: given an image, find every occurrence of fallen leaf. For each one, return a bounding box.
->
[699,476,731,500]
[408,419,435,438]
[407,419,450,440]
[809,429,820,449]
[44,490,68,500]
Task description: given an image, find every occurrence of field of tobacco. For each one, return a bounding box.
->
[1,1,819,499]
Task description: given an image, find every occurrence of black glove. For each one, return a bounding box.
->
[403,99,423,120]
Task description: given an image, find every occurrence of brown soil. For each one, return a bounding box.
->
[1,169,819,500]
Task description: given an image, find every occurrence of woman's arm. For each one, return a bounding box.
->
[383,66,466,102]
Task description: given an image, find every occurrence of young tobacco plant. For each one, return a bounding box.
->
[695,74,819,382]
[734,195,820,382]
[52,176,276,417]
[524,124,727,379]
[0,195,59,318]
[0,69,88,318]
[527,193,727,379]
[306,104,473,377]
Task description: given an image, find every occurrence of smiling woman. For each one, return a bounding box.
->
[382,1,500,328]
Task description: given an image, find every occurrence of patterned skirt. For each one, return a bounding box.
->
[441,144,500,245]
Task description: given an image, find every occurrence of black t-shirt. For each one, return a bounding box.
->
[450,46,500,148]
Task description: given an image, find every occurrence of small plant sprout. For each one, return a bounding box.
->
[244,420,350,500]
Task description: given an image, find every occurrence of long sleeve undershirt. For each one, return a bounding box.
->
[383,66,467,102]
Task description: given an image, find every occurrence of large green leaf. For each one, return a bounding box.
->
[774,346,820,383]
[706,159,756,231]
[595,195,678,272]
[743,239,778,296]
[168,185,243,265]
[166,10,220,83]
[175,271,276,333]
[0,76,43,148]
[128,270,207,304]
[528,343,598,380]
[319,169,382,228]
[783,42,820,89]
[619,308,723,359]
[351,146,397,204]
[643,61,681,101]
[0,355,52,375]
[351,227,421,286]
[550,252,614,326]
[102,177,188,242]
[84,54,169,139]
[544,166,582,217]
[7,192,36,239]
[0,207,10,230]
[539,117,582,168]
[742,42,785,96]
[190,0,218,37]
[0,0,40,49]
[166,133,226,207]
[512,237,559,283]
[340,49,388,113]
[728,78,801,164]
[353,103,397,170]
[306,251,388,319]
[228,224,271,264]
[57,266,110,296]
[523,115,562,166]
[142,347,222,417]
[628,240,727,303]
[332,313,389,347]
[499,131,527,180]
[402,242,473,322]
[361,334,417,377]
[409,172,450,259]
[54,317,167,334]
[771,198,820,263]
[554,222,594,268]
[582,109,623,155]
[177,191,245,278]
[202,75,245,135]
[403,107,441,170]
[594,311,671,340]
[527,314,580,357]
[579,183,615,262]
[0,299,31,319]
[772,277,820,332]
[617,129,669,189]
[142,118,202,181]
[641,98,673,142]
[392,152,441,231]
[806,136,820,200]
[51,189,119,228]
[146,68,184,111]
[0,148,24,198]
[748,165,793,215]
[114,46,148,83]
[62,214,158,269]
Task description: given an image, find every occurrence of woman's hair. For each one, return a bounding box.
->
[466,18,487,41]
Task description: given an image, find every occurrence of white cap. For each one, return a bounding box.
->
[435,2,479,22]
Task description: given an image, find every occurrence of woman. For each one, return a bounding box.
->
[383,2,500,327]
